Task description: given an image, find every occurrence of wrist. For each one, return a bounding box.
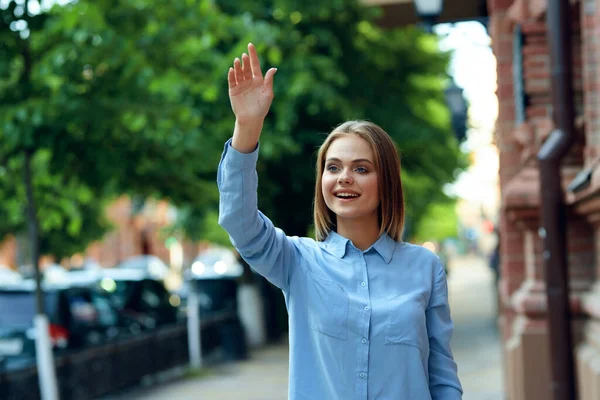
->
[235,117,265,128]
[232,119,264,154]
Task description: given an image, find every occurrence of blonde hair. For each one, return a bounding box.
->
[313,120,405,242]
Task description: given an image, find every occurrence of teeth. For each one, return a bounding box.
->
[336,193,359,198]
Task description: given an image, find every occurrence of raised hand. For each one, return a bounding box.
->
[228,43,277,124]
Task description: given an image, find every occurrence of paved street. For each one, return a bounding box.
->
[448,255,505,400]
[104,255,505,400]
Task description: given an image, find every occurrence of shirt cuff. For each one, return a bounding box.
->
[430,385,462,400]
[221,138,259,170]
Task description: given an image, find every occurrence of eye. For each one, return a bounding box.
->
[326,164,339,172]
[355,166,368,173]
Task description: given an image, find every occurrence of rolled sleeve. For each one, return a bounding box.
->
[217,139,300,291]
[217,140,259,179]
[426,259,463,399]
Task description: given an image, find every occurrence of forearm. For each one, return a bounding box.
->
[231,118,264,154]
[217,140,299,290]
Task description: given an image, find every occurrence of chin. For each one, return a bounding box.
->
[334,209,375,221]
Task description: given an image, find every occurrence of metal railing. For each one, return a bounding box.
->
[0,312,236,400]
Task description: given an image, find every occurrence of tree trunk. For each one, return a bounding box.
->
[24,149,59,400]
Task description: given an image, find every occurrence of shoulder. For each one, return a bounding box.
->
[287,236,340,261]
[396,242,439,262]
[394,242,442,271]
[286,235,320,254]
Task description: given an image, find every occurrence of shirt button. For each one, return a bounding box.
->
[362,338,367,344]
[361,282,366,287]
[364,306,370,311]
[360,373,366,378]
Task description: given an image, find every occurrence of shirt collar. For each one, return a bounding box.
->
[370,233,396,264]
[322,231,350,259]
[322,231,396,264]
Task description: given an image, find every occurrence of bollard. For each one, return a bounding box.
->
[187,290,202,369]
[34,314,59,400]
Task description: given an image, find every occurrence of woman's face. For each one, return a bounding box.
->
[321,134,380,224]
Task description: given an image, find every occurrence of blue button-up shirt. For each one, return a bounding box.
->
[218,140,462,399]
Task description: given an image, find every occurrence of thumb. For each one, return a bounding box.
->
[264,67,277,91]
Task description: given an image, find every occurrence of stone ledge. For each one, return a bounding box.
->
[570,163,600,220]
[581,283,600,322]
[503,165,580,212]
[511,278,590,318]
[507,0,579,24]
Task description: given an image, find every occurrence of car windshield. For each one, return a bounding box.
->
[105,281,134,310]
[91,292,119,326]
[196,250,234,266]
[116,257,148,269]
[0,291,57,328]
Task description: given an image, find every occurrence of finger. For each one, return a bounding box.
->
[227,67,236,89]
[233,58,244,84]
[241,53,252,80]
[248,43,263,79]
[264,67,277,91]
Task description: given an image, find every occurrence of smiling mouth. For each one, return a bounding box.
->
[335,192,360,199]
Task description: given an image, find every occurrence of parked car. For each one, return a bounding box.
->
[0,280,126,371]
[96,268,180,331]
[0,265,22,284]
[114,255,169,280]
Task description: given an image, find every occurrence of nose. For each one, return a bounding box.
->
[338,171,353,185]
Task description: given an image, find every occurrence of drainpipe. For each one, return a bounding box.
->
[536,0,577,399]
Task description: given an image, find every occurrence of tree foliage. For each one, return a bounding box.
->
[412,200,459,243]
[0,150,110,259]
[213,0,466,238]
[0,0,233,256]
[0,0,465,260]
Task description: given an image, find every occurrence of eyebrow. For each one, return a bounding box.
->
[325,157,374,165]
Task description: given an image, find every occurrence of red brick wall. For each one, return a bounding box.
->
[85,198,201,268]
[0,236,17,269]
[581,0,600,163]
[491,0,593,346]
[489,0,523,340]
[0,197,204,270]
[490,3,520,187]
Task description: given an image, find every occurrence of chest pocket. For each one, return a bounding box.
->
[385,292,428,350]
[307,272,348,340]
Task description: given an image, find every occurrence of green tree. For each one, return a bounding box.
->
[0,150,110,260]
[211,0,466,238]
[412,200,459,243]
[1,0,465,255]
[0,0,247,257]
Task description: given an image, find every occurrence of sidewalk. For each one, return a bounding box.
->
[103,343,290,400]
[105,255,504,400]
[448,255,505,400]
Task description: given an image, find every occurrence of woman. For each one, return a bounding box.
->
[218,43,462,399]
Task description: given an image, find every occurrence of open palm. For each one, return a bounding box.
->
[228,43,277,123]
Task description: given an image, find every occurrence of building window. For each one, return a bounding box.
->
[513,24,527,125]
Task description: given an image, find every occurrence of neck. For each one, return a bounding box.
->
[336,216,380,251]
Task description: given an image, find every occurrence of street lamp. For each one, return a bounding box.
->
[444,79,468,141]
[413,0,444,32]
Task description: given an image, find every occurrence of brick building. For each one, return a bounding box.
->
[369,0,600,397]
[0,197,203,272]
[490,0,599,398]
